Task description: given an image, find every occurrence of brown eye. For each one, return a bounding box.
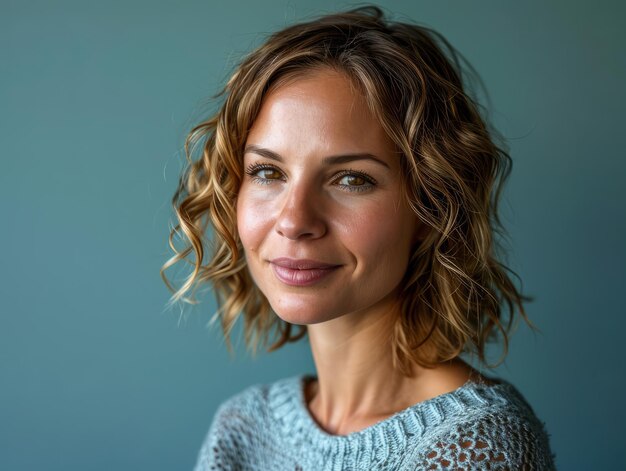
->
[339,175,366,186]
[256,168,282,180]
[245,164,285,184]
[334,171,376,193]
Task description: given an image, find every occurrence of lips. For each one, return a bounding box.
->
[270,258,340,286]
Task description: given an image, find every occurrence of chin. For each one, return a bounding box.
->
[270,299,340,326]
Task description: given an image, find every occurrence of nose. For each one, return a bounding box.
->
[274,185,327,240]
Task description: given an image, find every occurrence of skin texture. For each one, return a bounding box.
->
[237,68,489,435]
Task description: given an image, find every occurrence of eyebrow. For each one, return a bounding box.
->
[244,145,390,169]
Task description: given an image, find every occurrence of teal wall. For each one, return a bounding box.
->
[2,1,624,469]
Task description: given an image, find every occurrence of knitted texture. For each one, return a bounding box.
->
[194,375,556,470]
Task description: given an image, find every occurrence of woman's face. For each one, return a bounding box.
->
[237,68,420,325]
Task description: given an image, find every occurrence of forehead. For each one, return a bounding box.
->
[245,69,396,160]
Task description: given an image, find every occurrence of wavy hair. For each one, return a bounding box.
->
[161,6,535,374]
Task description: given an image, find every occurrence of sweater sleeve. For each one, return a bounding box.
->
[405,411,557,470]
[193,384,286,471]
[193,394,260,471]
[193,402,234,471]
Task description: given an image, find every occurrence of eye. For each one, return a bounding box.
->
[333,170,376,192]
[337,174,367,186]
[245,163,284,184]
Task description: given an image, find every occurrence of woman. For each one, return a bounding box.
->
[162,6,556,470]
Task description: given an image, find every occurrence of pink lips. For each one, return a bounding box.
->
[270,258,340,286]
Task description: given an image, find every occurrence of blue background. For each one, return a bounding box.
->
[2,0,624,469]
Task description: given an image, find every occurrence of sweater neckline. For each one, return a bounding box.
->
[261,375,547,470]
[269,373,516,455]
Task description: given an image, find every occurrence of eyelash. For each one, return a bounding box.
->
[244,163,377,193]
[245,163,284,185]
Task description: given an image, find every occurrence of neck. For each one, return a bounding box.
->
[306,302,415,434]
[305,301,481,435]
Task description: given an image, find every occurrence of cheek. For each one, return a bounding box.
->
[339,200,415,256]
[344,208,416,292]
[236,188,272,251]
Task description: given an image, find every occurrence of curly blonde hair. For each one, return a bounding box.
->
[161,6,535,374]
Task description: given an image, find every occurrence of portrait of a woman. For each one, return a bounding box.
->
[163,6,556,470]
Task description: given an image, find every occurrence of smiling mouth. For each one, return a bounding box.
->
[269,258,340,286]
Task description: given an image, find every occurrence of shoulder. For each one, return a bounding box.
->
[193,375,301,471]
[400,379,557,470]
[214,379,271,418]
[210,374,301,424]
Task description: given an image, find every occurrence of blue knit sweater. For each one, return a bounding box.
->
[194,375,556,470]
